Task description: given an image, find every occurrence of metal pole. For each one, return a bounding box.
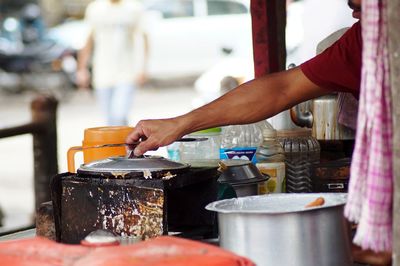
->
[31,95,58,212]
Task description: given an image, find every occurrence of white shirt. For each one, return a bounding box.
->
[85,0,145,89]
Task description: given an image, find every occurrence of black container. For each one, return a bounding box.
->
[218,159,269,197]
[311,158,350,193]
[51,157,219,244]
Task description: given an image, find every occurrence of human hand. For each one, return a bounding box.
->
[76,68,91,89]
[126,118,184,156]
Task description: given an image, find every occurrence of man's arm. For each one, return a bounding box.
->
[127,66,331,156]
[76,32,94,89]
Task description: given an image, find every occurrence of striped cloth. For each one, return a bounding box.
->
[337,92,359,130]
[344,0,393,252]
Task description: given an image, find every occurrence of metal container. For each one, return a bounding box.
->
[290,94,355,141]
[229,183,258,197]
[206,193,351,266]
[218,159,269,197]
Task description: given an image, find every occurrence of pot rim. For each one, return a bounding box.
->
[205,193,347,214]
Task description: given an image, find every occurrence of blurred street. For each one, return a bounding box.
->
[0,85,198,232]
[0,0,255,233]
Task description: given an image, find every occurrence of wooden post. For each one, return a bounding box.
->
[31,95,58,212]
[250,0,287,78]
[387,0,400,264]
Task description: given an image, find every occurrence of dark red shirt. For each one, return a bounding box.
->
[300,22,362,97]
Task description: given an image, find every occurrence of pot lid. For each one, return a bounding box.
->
[78,156,189,174]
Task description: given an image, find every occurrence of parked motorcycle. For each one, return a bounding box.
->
[0,4,77,99]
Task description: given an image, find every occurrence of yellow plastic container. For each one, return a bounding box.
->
[67,126,133,172]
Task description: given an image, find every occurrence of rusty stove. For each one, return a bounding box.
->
[51,156,219,244]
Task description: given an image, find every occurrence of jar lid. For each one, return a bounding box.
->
[262,128,277,139]
[277,128,312,138]
[78,156,189,174]
[192,127,221,134]
[83,126,133,145]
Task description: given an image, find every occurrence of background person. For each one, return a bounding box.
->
[77,0,148,126]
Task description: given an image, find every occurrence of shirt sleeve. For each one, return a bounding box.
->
[300,21,362,96]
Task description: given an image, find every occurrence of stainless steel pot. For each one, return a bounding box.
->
[206,193,351,266]
[290,94,355,140]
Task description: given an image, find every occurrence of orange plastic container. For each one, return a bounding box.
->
[67,126,133,173]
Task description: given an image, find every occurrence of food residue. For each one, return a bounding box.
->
[143,170,152,179]
[162,171,177,180]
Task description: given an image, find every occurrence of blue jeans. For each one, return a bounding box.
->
[95,83,135,126]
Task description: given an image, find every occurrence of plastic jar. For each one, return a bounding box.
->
[220,122,264,164]
[277,128,320,193]
[179,127,222,167]
[255,126,286,194]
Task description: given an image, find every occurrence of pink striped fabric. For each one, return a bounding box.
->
[344,0,393,252]
[338,92,359,130]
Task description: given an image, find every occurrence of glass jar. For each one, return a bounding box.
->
[277,128,320,193]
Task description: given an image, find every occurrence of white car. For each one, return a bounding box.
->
[144,0,252,79]
[48,0,252,81]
